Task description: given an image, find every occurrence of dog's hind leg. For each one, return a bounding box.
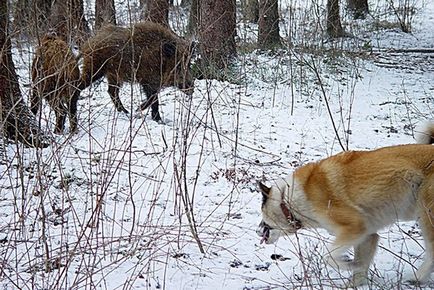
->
[415,179,434,283]
[352,233,379,286]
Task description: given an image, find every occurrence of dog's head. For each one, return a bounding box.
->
[256,180,301,244]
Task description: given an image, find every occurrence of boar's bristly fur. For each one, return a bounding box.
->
[31,34,81,134]
[79,21,194,122]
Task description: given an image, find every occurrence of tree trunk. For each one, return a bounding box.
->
[49,0,90,44]
[258,0,281,50]
[0,0,49,147]
[13,0,52,38]
[347,0,369,19]
[186,0,199,35]
[95,0,116,30]
[199,0,236,71]
[50,0,68,40]
[244,0,259,23]
[326,0,345,37]
[70,0,91,44]
[144,0,170,27]
[180,0,191,7]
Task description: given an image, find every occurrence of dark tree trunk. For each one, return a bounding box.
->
[326,0,345,37]
[95,0,116,30]
[0,0,49,147]
[50,0,68,40]
[258,0,281,50]
[70,0,91,44]
[13,0,52,38]
[245,0,259,23]
[180,0,191,7]
[145,0,170,27]
[199,0,236,71]
[49,0,90,44]
[347,0,369,19]
[186,0,199,35]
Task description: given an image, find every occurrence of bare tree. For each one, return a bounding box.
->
[70,0,91,43]
[186,0,199,35]
[180,0,191,7]
[347,0,369,19]
[258,0,281,49]
[13,0,51,37]
[199,0,236,71]
[0,0,49,147]
[95,0,116,30]
[50,0,68,40]
[49,0,90,44]
[144,0,170,27]
[244,0,259,23]
[326,0,344,37]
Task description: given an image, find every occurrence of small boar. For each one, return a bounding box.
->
[31,34,80,134]
[79,21,194,122]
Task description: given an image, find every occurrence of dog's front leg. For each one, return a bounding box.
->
[352,233,379,286]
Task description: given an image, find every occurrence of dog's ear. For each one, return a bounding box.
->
[258,181,271,204]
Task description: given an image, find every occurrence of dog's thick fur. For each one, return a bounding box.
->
[258,123,434,286]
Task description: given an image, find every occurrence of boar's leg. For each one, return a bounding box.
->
[53,102,68,134]
[107,75,128,114]
[30,87,41,115]
[138,86,162,122]
[68,90,80,133]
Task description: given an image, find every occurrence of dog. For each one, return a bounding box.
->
[257,123,434,286]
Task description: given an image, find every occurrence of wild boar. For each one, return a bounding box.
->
[79,21,194,122]
[31,34,80,134]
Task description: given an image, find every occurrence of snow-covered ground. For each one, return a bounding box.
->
[1,1,433,289]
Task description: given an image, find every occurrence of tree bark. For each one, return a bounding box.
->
[49,0,90,44]
[245,0,259,23]
[95,0,116,30]
[199,0,236,71]
[0,0,49,147]
[70,0,91,44]
[326,0,345,37]
[144,0,169,27]
[180,0,191,7]
[258,0,281,50]
[186,0,199,35]
[13,0,52,38]
[347,0,369,19]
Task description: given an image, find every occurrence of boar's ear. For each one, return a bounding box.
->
[162,41,177,58]
[258,181,271,204]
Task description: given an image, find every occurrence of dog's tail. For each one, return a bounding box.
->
[416,122,434,144]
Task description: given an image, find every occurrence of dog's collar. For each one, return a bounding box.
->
[280,190,302,229]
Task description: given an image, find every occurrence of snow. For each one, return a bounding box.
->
[1,0,434,289]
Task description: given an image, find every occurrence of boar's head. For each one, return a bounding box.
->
[161,39,194,96]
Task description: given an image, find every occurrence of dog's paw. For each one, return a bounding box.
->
[352,271,368,287]
[326,254,354,271]
[404,279,422,287]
